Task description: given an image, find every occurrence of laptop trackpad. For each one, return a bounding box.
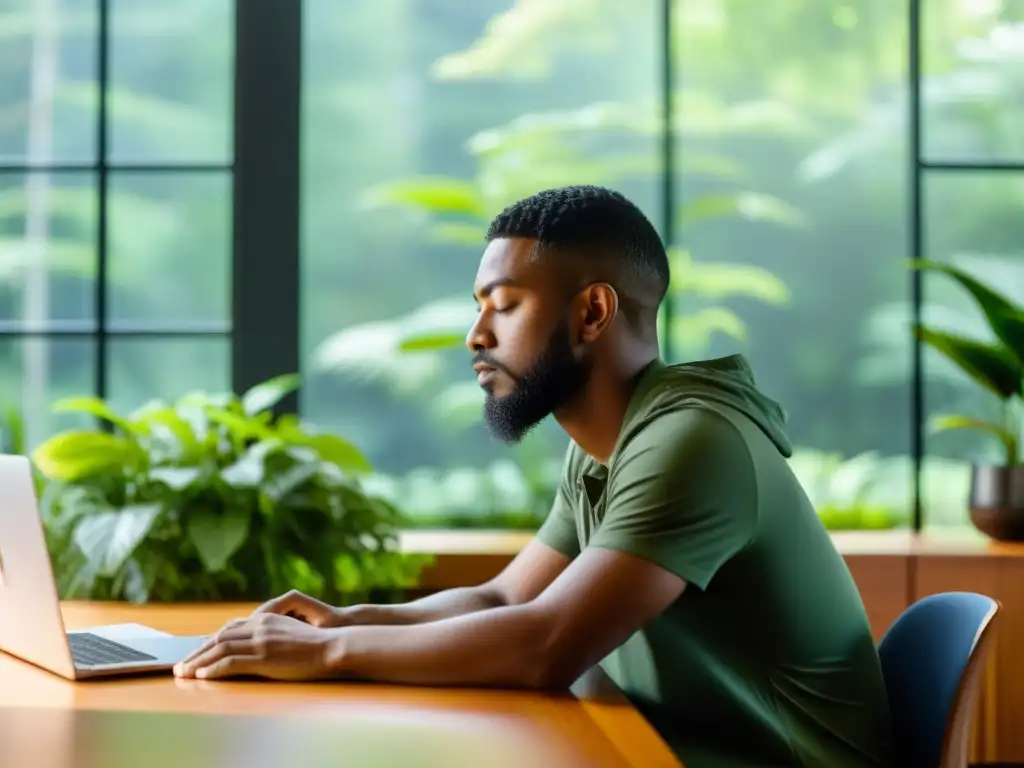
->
[125,635,208,663]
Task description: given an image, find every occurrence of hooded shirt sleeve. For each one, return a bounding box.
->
[587,405,758,591]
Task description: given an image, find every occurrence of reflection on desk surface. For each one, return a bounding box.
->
[0,704,631,768]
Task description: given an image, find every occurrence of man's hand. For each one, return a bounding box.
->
[173,613,339,681]
[251,589,348,628]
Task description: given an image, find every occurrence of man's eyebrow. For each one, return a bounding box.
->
[473,278,519,301]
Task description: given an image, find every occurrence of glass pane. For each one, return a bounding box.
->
[922,172,1024,530]
[0,171,96,330]
[107,172,231,330]
[108,0,234,165]
[0,0,98,164]
[106,336,230,416]
[0,336,95,452]
[300,0,660,529]
[922,0,1024,163]
[674,0,912,532]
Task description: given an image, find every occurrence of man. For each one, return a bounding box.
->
[176,186,892,767]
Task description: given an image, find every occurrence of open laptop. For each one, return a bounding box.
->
[0,453,208,680]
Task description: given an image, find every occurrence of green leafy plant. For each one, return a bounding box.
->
[31,374,431,604]
[912,260,1024,465]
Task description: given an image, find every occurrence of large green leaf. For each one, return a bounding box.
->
[149,466,203,492]
[32,432,139,481]
[205,407,275,443]
[913,260,1024,366]
[916,327,1023,400]
[298,434,373,475]
[241,373,301,416]
[51,396,140,436]
[131,403,201,461]
[72,503,163,577]
[220,452,266,488]
[186,506,251,573]
[930,413,1019,466]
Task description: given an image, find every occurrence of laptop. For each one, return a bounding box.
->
[0,453,208,680]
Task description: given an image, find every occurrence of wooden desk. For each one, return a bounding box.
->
[0,603,682,768]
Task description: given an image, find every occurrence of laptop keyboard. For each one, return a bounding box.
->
[68,632,158,667]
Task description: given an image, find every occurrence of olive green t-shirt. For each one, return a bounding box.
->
[536,356,892,767]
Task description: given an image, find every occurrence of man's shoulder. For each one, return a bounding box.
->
[615,399,752,469]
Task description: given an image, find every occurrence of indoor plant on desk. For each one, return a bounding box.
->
[913,260,1023,540]
[30,374,430,603]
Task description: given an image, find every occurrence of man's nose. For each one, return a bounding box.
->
[465,315,494,352]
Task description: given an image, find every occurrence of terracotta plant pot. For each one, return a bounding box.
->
[969,464,1024,542]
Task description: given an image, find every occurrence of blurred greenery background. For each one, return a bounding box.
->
[3,0,1023,538]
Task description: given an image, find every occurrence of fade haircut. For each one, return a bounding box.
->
[484,185,670,333]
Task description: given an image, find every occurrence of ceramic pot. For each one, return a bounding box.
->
[969,464,1024,541]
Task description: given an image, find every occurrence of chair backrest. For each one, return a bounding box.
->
[877,591,1000,768]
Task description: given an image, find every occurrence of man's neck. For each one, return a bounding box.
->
[554,353,659,464]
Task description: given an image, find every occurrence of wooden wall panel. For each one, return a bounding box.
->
[844,555,911,642]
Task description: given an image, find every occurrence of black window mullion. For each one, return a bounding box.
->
[231,0,302,414]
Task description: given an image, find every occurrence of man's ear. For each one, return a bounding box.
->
[576,283,618,343]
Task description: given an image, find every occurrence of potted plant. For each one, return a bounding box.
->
[31,374,432,603]
[912,260,1023,540]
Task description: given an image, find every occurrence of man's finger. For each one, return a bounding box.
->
[176,635,253,677]
[253,590,302,615]
[179,620,249,665]
[195,655,261,680]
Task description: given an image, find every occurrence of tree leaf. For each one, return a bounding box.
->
[32,432,139,481]
[186,506,251,573]
[397,332,466,352]
[912,260,1024,367]
[679,192,806,228]
[72,503,163,577]
[360,176,486,218]
[241,373,301,416]
[930,413,1019,466]
[916,327,1023,400]
[670,249,790,304]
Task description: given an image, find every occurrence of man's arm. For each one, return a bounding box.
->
[327,444,582,627]
[338,539,572,626]
[324,546,685,689]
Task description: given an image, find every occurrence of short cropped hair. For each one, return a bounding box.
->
[485,185,669,330]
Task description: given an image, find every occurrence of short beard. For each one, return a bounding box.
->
[482,317,590,444]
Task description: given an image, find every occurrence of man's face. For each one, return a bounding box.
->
[466,238,591,443]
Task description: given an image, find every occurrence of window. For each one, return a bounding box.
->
[1,0,234,448]
[9,0,1017,535]
[918,0,1024,529]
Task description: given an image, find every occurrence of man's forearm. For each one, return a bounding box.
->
[326,603,570,689]
[338,584,508,627]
